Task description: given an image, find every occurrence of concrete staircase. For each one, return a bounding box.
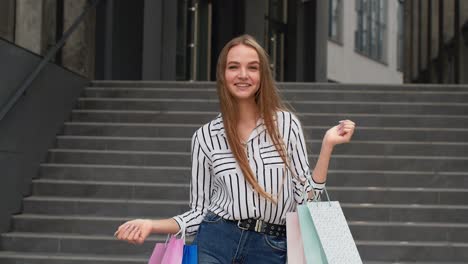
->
[1,81,468,263]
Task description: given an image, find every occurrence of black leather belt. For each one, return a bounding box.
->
[232,218,286,237]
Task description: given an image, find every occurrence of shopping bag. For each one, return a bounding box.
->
[160,235,185,264]
[148,241,167,264]
[297,204,328,264]
[286,211,307,264]
[306,190,362,264]
[148,218,197,264]
[181,243,198,264]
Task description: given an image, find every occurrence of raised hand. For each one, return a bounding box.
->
[114,219,153,245]
[323,120,356,147]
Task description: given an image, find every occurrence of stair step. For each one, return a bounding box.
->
[349,221,468,242]
[22,196,189,217]
[0,251,146,264]
[39,164,468,188]
[32,179,189,200]
[328,187,468,205]
[56,135,192,152]
[62,122,468,141]
[83,87,468,102]
[76,97,468,115]
[356,240,468,262]
[21,196,468,223]
[12,215,140,235]
[56,135,468,157]
[90,81,468,91]
[46,148,468,171]
[31,179,468,205]
[39,163,189,183]
[363,260,465,264]
[342,203,468,223]
[0,232,158,256]
[70,110,468,128]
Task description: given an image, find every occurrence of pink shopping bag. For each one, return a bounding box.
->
[148,243,167,264]
[286,211,306,264]
[161,235,185,264]
[148,235,184,264]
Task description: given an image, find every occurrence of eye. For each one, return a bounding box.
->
[227,65,238,70]
[249,66,259,71]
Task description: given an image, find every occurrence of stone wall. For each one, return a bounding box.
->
[15,0,45,54]
[62,0,96,79]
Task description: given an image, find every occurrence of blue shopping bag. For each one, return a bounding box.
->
[181,244,198,264]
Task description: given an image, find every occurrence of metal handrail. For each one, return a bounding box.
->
[0,0,101,122]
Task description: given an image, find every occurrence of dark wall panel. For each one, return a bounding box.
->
[95,0,144,80]
[0,38,87,232]
[211,0,245,80]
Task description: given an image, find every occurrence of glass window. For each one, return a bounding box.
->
[328,0,342,43]
[355,0,387,62]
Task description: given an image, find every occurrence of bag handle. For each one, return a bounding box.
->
[303,176,332,207]
[163,220,187,246]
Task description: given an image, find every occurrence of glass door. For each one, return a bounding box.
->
[176,0,212,81]
[266,0,287,81]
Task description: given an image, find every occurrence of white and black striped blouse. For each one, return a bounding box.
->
[174,111,325,235]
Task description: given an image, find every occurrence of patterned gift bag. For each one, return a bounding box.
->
[306,189,362,264]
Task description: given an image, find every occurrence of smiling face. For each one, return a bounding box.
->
[224,44,261,102]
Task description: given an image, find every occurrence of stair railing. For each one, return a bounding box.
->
[0,0,101,122]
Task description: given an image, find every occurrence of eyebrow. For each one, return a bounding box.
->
[227,61,260,65]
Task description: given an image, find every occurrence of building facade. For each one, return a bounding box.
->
[326,0,404,83]
[2,0,464,84]
[403,0,468,84]
[0,0,330,82]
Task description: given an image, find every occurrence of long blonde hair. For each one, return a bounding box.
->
[216,34,290,202]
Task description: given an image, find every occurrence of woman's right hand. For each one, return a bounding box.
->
[114,219,153,245]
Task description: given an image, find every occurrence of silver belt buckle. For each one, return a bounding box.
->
[254,219,264,232]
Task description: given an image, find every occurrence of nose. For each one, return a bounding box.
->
[238,67,248,79]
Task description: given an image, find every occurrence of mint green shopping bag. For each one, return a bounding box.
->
[297,203,328,264]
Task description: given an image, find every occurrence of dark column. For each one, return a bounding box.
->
[95,0,144,80]
[438,0,444,83]
[211,0,245,80]
[429,0,440,83]
[245,0,267,47]
[142,0,163,80]
[160,0,178,80]
[0,0,16,41]
[403,0,412,83]
[285,0,297,82]
[412,0,419,82]
[427,0,433,82]
[454,0,460,83]
[297,0,328,82]
[418,0,424,81]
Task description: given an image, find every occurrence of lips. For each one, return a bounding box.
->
[235,83,251,87]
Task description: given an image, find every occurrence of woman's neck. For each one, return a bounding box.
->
[237,99,259,124]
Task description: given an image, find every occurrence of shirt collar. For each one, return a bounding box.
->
[210,113,267,143]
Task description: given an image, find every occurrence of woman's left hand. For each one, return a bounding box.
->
[323,120,356,148]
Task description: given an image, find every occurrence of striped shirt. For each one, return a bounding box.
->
[174,111,325,235]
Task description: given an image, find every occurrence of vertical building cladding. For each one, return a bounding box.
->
[0,0,331,82]
[403,0,468,84]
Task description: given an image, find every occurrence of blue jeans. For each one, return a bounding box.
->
[193,212,287,264]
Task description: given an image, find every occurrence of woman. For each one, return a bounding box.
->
[115,34,355,263]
